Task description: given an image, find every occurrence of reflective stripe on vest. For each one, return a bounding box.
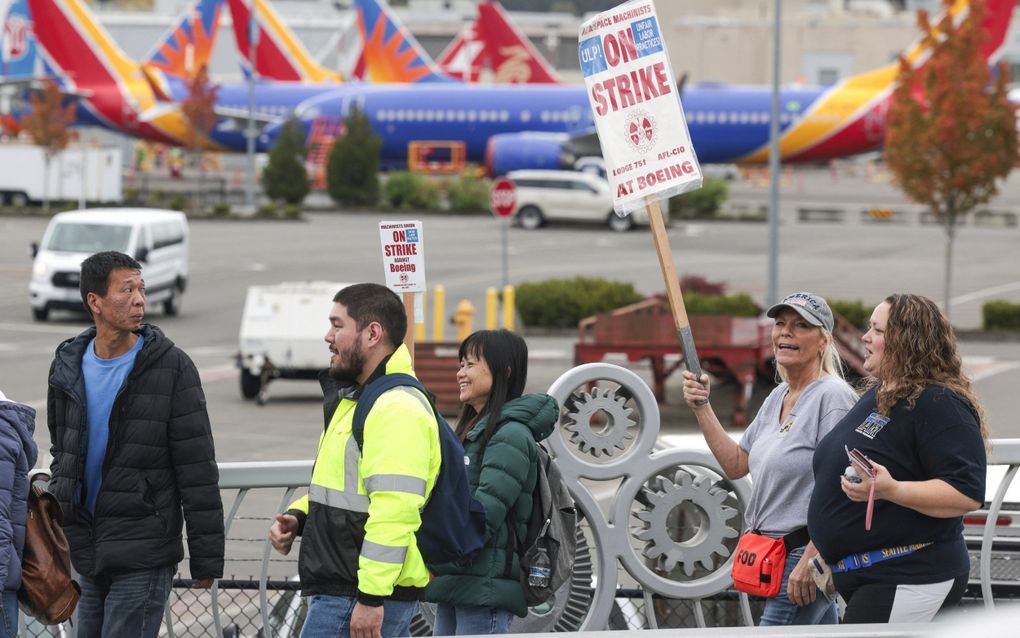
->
[361,539,408,564]
[364,474,426,497]
[308,484,370,512]
[308,434,369,512]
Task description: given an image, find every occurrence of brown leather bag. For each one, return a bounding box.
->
[18,484,80,624]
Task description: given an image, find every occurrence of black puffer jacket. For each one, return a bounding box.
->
[47,324,224,579]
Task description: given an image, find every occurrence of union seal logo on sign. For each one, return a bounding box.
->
[624,109,657,153]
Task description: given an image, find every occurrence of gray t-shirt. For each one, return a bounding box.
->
[739,374,858,535]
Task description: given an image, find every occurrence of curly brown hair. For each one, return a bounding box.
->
[870,294,987,440]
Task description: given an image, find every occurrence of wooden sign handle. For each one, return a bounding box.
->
[402,292,415,365]
[645,197,705,395]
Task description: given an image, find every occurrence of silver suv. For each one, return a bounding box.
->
[507,170,648,232]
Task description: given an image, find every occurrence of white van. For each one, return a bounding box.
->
[29,208,189,321]
[507,169,649,232]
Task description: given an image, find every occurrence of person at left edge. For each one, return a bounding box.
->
[0,389,38,638]
[269,283,441,638]
[46,251,224,638]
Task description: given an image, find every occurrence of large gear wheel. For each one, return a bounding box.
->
[562,387,635,458]
[632,468,739,577]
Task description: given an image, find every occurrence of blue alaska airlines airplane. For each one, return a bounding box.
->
[20,0,1017,171]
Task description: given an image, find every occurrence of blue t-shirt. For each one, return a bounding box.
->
[82,335,144,513]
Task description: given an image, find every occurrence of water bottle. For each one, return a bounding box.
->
[527,547,552,589]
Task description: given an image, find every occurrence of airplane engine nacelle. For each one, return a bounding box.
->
[484,132,571,176]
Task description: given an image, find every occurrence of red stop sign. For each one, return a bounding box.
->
[490,178,517,219]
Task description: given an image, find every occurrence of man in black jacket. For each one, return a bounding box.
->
[47,251,224,638]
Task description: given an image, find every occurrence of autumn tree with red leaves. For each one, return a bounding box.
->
[884,0,1017,318]
[21,80,78,212]
[180,65,219,211]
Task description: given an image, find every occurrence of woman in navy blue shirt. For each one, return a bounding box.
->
[808,294,987,623]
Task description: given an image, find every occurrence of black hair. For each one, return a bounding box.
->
[333,283,406,349]
[454,329,528,447]
[79,251,141,319]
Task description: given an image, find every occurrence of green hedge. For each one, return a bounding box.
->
[684,291,758,316]
[983,299,1020,330]
[383,172,440,210]
[517,276,766,328]
[446,175,490,213]
[829,299,871,331]
[669,176,729,219]
[516,277,644,328]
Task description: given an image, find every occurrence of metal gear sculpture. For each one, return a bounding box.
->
[634,469,740,576]
[545,363,753,629]
[561,386,636,457]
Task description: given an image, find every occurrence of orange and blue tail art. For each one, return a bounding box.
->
[143,0,224,80]
[737,0,1013,163]
[227,0,342,83]
[477,1,560,84]
[355,0,452,83]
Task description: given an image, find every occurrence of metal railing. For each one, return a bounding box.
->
[20,440,1020,637]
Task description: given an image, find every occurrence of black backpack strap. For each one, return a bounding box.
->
[351,373,432,449]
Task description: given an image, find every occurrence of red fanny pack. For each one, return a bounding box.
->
[730,528,808,598]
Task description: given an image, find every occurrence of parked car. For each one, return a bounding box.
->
[506,169,648,232]
[28,208,189,321]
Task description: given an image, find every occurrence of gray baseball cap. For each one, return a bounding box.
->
[766,292,834,332]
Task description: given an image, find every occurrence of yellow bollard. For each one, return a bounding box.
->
[433,285,445,342]
[452,299,474,342]
[415,291,427,342]
[502,285,515,331]
[485,287,498,330]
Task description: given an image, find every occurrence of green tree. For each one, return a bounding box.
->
[326,106,382,206]
[884,0,1017,318]
[262,118,310,205]
[21,80,77,213]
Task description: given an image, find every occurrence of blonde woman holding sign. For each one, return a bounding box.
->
[682,292,857,625]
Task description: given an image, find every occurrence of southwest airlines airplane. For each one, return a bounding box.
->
[23,0,1017,172]
[282,0,1017,173]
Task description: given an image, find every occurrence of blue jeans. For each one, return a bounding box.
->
[76,566,175,638]
[433,604,514,636]
[300,595,418,638]
[0,590,17,638]
[759,546,838,626]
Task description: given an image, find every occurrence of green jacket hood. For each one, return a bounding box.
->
[490,393,558,443]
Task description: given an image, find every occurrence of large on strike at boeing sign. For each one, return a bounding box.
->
[579,0,702,215]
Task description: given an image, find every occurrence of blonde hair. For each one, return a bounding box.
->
[869,294,987,440]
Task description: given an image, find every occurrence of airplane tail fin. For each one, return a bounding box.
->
[847,0,1012,91]
[757,0,1015,163]
[438,20,485,82]
[355,0,453,83]
[1,0,43,80]
[477,1,560,84]
[143,0,224,79]
[26,0,142,90]
[227,0,343,83]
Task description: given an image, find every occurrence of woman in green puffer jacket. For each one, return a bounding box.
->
[425,329,558,635]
